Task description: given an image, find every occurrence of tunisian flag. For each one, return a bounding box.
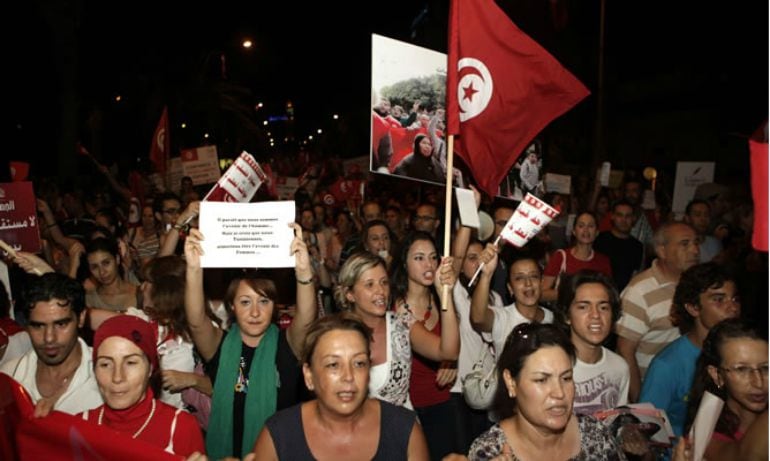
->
[447,0,590,197]
[149,106,170,174]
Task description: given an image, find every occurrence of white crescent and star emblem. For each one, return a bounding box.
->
[156,128,166,153]
[457,57,493,122]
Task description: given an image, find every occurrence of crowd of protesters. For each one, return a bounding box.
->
[0,150,766,461]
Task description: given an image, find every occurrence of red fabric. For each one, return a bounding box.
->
[543,248,613,278]
[409,319,451,408]
[0,317,24,336]
[0,374,181,461]
[446,0,590,197]
[93,315,159,370]
[80,389,204,458]
[9,161,29,182]
[149,106,170,174]
[749,138,768,251]
[389,126,428,171]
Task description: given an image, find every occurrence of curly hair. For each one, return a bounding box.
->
[671,262,735,334]
[23,273,85,317]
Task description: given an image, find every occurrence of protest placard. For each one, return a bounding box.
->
[0,182,41,254]
[180,145,221,185]
[199,201,296,268]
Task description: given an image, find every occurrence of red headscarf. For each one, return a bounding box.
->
[93,316,158,370]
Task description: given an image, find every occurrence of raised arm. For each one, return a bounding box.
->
[470,243,498,333]
[183,228,223,362]
[408,257,460,362]
[287,223,318,358]
[159,201,199,257]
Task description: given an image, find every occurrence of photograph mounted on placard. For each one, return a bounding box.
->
[371,34,464,187]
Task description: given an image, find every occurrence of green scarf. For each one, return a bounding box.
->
[206,323,279,459]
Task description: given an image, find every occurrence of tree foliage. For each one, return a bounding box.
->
[380,74,446,111]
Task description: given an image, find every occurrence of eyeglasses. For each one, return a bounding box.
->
[720,364,769,380]
[414,215,437,221]
[163,208,180,215]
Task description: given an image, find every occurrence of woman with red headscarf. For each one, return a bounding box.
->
[80,315,205,458]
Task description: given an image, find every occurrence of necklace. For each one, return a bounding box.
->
[98,398,156,439]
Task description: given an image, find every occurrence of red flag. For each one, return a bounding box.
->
[9,161,29,182]
[750,138,768,252]
[149,106,170,174]
[447,0,590,197]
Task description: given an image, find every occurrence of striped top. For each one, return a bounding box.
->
[615,260,680,378]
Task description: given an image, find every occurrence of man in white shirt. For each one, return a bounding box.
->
[0,273,102,415]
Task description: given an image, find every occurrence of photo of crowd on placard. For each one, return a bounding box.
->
[370,34,463,188]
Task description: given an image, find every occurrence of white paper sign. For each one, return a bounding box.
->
[600,162,611,187]
[199,201,296,268]
[690,391,724,461]
[455,188,480,229]
[545,173,572,195]
[672,162,715,213]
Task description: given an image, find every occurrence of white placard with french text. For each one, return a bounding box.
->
[199,201,296,268]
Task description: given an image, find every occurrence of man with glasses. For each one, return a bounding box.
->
[639,262,740,437]
[412,203,440,237]
[154,192,199,257]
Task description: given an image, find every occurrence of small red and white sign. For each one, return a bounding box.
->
[499,193,559,247]
[204,151,267,203]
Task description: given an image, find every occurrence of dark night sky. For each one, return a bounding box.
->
[4,1,768,183]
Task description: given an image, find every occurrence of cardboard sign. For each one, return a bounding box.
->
[0,182,41,254]
[275,177,299,200]
[672,162,715,213]
[544,173,572,195]
[180,145,221,186]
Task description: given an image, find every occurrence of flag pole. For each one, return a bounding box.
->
[441,135,455,311]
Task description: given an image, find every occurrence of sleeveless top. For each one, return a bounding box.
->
[368,311,415,408]
[266,400,417,460]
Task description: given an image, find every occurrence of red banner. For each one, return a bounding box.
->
[446,0,590,197]
[9,161,29,182]
[750,138,768,251]
[0,374,181,460]
[0,182,41,253]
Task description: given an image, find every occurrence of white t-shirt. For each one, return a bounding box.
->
[573,347,630,415]
[484,303,554,356]
[0,337,103,414]
[451,283,503,393]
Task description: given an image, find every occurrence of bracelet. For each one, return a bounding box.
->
[296,275,314,285]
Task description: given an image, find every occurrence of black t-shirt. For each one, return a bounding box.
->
[594,231,643,292]
[204,329,309,458]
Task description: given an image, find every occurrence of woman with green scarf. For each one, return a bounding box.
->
[183,224,317,459]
